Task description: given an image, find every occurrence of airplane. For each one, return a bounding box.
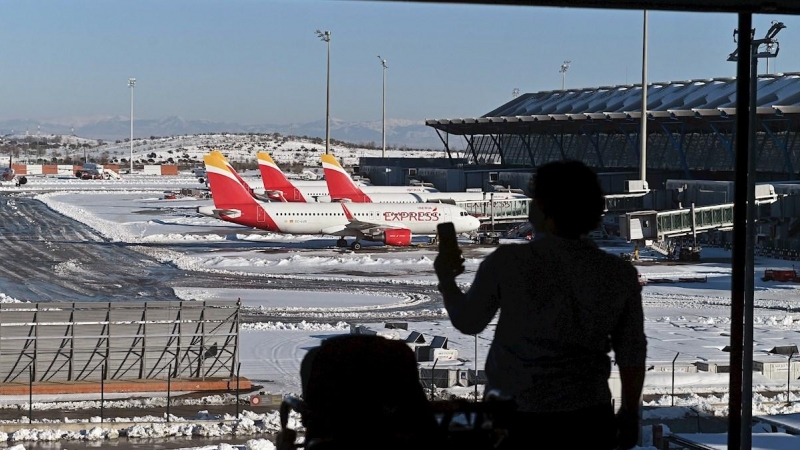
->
[256,151,439,203]
[199,153,480,250]
[256,151,331,202]
[321,154,528,204]
[0,155,27,186]
[209,150,266,199]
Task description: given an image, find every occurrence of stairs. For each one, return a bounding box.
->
[647,240,672,257]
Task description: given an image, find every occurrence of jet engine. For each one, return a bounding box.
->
[382,228,412,247]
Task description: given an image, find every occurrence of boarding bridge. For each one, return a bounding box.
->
[454,198,531,225]
[620,203,735,242]
[457,194,643,228]
[656,204,735,238]
[619,183,779,243]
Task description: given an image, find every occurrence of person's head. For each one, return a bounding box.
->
[527,160,605,238]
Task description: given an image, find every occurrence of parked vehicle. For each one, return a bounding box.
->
[762,269,800,282]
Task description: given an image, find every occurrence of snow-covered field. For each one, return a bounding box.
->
[2,174,800,448]
[1,132,450,171]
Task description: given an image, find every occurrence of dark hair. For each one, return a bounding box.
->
[528,160,605,237]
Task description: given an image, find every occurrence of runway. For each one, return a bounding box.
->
[0,194,446,322]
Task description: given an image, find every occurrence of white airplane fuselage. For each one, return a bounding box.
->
[339,191,528,204]
[199,201,478,236]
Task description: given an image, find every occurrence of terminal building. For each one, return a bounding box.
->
[358,73,800,250]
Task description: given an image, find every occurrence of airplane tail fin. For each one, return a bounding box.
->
[257,151,305,202]
[209,150,255,198]
[321,154,369,202]
[204,153,258,209]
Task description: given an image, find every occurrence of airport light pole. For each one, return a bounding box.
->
[378,55,387,158]
[640,10,649,185]
[559,60,571,91]
[316,30,331,155]
[128,77,136,174]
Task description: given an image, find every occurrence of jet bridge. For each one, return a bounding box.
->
[620,203,736,242]
[454,198,531,225]
[620,184,779,243]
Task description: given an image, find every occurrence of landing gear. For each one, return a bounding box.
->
[350,241,362,251]
[336,238,347,248]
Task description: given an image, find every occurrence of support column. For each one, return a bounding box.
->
[728,12,752,450]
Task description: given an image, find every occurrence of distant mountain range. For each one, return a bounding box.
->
[0,116,451,150]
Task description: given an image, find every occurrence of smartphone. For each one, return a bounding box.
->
[437,222,460,256]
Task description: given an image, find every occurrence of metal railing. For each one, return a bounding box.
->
[0,300,240,383]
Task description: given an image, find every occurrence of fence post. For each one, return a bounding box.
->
[101,364,105,423]
[788,351,795,406]
[236,362,241,421]
[474,334,478,402]
[167,364,172,423]
[672,352,680,406]
[28,366,33,423]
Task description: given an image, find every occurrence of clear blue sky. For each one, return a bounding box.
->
[0,0,798,125]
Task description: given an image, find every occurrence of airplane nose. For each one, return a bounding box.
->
[468,215,480,230]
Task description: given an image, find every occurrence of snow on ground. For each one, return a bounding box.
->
[174,288,404,309]
[23,187,800,400]
[6,179,800,446]
[1,133,447,179]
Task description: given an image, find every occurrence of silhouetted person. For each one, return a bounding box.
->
[298,334,440,449]
[435,160,646,449]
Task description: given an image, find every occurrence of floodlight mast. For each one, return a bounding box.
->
[378,55,387,158]
[640,10,649,185]
[559,60,571,90]
[128,78,136,174]
[315,30,332,155]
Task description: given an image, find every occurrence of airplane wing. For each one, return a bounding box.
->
[320,219,405,239]
[344,217,404,232]
[337,203,407,237]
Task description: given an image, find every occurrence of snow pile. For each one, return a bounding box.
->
[0,293,25,303]
[10,426,117,442]
[245,439,277,450]
[644,392,800,416]
[242,321,349,331]
[1,409,301,443]
[0,394,238,411]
